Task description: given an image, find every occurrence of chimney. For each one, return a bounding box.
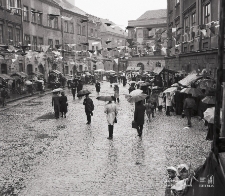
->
[67,0,75,6]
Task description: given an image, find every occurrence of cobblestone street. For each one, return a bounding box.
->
[0,81,211,196]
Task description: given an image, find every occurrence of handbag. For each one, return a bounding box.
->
[132,120,137,129]
[114,117,117,123]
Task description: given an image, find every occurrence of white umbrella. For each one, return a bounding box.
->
[25,80,32,85]
[204,107,222,124]
[163,87,178,93]
[52,88,63,93]
[130,89,143,96]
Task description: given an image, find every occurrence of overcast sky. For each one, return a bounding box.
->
[75,0,167,28]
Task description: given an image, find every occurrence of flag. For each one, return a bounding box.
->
[61,16,72,21]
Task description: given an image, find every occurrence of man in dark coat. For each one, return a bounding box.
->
[77,80,83,99]
[71,82,77,100]
[122,76,127,86]
[174,87,183,115]
[183,94,196,127]
[83,94,94,124]
[59,92,68,118]
[52,91,61,119]
[109,75,113,87]
[134,100,146,137]
[95,80,101,95]
[1,87,8,107]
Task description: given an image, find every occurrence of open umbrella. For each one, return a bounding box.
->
[77,89,91,97]
[85,72,91,76]
[52,88,63,93]
[128,81,136,85]
[163,87,178,93]
[129,89,143,96]
[171,83,179,87]
[96,96,115,102]
[25,80,32,85]
[125,93,148,103]
[202,96,215,105]
[204,107,222,124]
[180,87,203,97]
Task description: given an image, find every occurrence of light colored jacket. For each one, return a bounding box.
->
[166,94,172,107]
[104,102,118,125]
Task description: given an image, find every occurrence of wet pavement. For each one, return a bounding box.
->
[0,82,211,196]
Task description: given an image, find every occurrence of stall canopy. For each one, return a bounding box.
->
[0,74,13,80]
[153,67,164,75]
[126,66,141,71]
[178,73,203,87]
[50,70,61,75]
[11,72,28,78]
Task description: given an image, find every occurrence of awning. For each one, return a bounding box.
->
[0,74,14,80]
[11,72,28,78]
[178,73,203,87]
[153,67,164,74]
[50,70,62,75]
[126,66,141,71]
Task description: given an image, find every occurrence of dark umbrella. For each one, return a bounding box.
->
[201,96,215,104]
[180,87,204,97]
[96,96,115,102]
[77,89,91,97]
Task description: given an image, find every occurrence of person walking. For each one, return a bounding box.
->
[128,83,135,94]
[83,94,94,124]
[134,100,146,137]
[104,99,118,140]
[158,92,163,111]
[174,87,183,115]
[114,84,119,103]
[59,92,68,118]
[71,82,77,100]
[165,92,172,116]
[77,80,83,99]
[183,94,196,127]
[95,80,101,95]
[144,99,152,122]
[1,87,8,107]
[52,91,61,119]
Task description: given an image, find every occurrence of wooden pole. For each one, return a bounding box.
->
[213,0,225,156]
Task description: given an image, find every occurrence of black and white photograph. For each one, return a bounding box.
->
[0,0,225,195]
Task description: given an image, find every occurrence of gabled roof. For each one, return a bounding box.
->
[100,18,127,36]
[137,9,167,20]
[53,0,87,16]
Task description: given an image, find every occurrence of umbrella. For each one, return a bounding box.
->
[171,83,179,87]
[180,87,203,97]
[202,96,215,105]
[52,88,63,93]
[163,87,178,93]
[77,89,91,97]
[204,107,222,124]
[130,89,143,96]
[96,96,115,102]
[128,81,136,84]
[25,80,32,85]
[137,81,145,84]
[152,86,161,89]
[125,93,148,103]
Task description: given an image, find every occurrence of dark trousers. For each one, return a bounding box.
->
[185,108,192,126]
[108,125,114,138]
[137,125,143,136]
[86,111,92,123]
[117,98,119,103]
[1,97,6,106]
[54,105,60,118]
[166,106,171,116]
[158,105,162,111]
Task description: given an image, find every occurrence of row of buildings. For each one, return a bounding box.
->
[126,0,224,80]
[0,0,128,79]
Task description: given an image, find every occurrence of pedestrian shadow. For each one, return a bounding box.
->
[36,112,56,120]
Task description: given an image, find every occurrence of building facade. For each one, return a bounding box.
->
[0,0,23,75]
[127,9,167,72]
[166,0,224,78]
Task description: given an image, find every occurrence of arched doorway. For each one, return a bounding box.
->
[79,65,83,72]
[27,64,33,75]
[1,64,7,74]
[52,64,57,70]
[38,64,44,74]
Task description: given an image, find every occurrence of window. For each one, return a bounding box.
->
[0,0,2,7]
[24,34,30,46]
[37,12,42,25]
[192,12,196,26]
[184,17,189,29]
[0,25,3,44]
[92,46,94,50]
[7,0,14,9]
[70,23,74,33]
[54,17,58,29]
[15,28,20,46]
[64,21,68,32]
[90,28,93,36]
[82,26,85,36]
[203,3,211,24]
[32,36,37,50]
[8,26,13,43]
[77,24,81,35]
[96,46,98,51]
[15,0,21,15]
[23,6,29,21]
[83,45,86,50]
[143,29,149,38]
[55,40,59,48]
[38,37,43,45]
[47,15,52,27]
[31,9,36,23]
[48,39,53,49]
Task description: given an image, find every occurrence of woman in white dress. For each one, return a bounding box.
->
[104,99,118,140]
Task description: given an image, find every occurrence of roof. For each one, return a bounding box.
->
[178,74,203,87]
[53,0,87,16]
[100,18,128,36]
[137,9,167,20]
